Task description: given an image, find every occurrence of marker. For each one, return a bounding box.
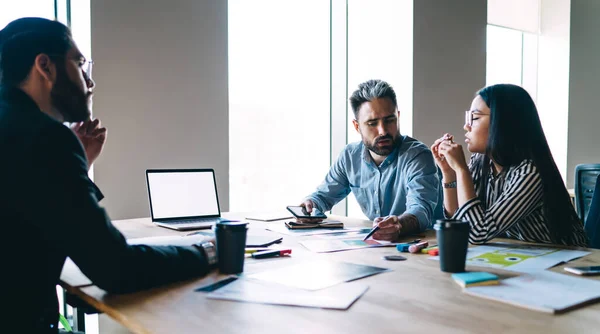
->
[421,245,438,254]
[428,248,439,256]
[251,249,292,259]
[408,241,429,254]
[245,248,270,254]
[396,239,422,252]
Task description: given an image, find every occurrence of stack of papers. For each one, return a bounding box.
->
[247,260,390,290]
[199,260,389,310]
[206,279,369,310]
[464,271,600,313]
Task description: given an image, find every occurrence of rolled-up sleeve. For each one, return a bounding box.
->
[403,150,440,231]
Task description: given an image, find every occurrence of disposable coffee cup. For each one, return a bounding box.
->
[434,219,470,273]
[215,221,248,274]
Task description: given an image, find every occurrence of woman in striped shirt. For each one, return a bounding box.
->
[431,84,587,246]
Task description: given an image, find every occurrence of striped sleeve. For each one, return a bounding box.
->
[453,161,543,244]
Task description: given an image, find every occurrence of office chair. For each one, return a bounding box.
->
[585,174,600,249]
[574,164,600,222]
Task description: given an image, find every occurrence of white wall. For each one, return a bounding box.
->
[413,0,487,149]
[90,0,229,219]
[567,0,600,188]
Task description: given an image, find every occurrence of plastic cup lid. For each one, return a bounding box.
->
[434,219,469,230]
[215,220,248,230]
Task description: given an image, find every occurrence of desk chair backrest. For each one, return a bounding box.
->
[574,164,600,222]
[585,174,600,249]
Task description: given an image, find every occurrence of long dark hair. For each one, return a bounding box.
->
[476,84,581,244]
[0,17,72,86]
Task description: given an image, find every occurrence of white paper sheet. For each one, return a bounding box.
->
[247,260,390,290]
[127,234,208,246]
[465,271,600,313]
[207,278,369,310]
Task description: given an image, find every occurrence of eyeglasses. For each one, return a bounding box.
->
[46,54,94,79]
[465,109,490,127]
[79,58,94,79]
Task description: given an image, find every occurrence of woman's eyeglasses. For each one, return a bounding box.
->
[465,109,489,127]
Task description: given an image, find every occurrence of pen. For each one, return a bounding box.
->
[251,249,292,259]
[363,225,380,241]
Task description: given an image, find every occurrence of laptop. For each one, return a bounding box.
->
[146,169,223,231]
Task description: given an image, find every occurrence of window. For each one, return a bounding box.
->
[228,0,331,212]
[229,0,414,219]
[346,0,413,219]
[486,24,538,101]
[0,0,54,28]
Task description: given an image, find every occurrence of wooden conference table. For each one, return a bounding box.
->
[60,213,600,334]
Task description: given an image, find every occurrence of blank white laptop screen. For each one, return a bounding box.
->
[147,171,219,219]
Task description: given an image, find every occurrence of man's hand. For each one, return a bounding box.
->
[296,200,325,223]
[71,119,107,168]
[372,215,401,241]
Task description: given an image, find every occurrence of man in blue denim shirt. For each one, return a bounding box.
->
[301,80,439,241]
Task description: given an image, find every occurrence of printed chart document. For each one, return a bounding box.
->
[300,237,395,253]
[464,271,600,313]
[206,278,369,310]
[247,260,390,290]
[463,245,590,273]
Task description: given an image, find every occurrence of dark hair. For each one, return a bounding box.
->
[0,17,72,86]
[476,83,581,244]
[349,79,398,118]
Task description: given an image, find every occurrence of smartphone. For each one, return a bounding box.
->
[564,265,600,276]
[286,205,327,219]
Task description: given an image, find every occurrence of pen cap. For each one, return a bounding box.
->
[434,219,469,273]
[215,221,248,274]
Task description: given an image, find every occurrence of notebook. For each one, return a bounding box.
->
[285,221,344,229]
[146,169,230,231]
[451,272,499,288]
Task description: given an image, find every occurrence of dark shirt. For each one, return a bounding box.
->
[0,86,210,333]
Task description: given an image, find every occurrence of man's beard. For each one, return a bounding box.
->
[364,134,400,156]
[50,68,91,122]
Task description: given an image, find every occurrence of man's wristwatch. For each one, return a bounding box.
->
[442,180,457,188]
[195,242,218,268]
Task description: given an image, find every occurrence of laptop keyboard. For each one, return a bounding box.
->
[167,218,218,224]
